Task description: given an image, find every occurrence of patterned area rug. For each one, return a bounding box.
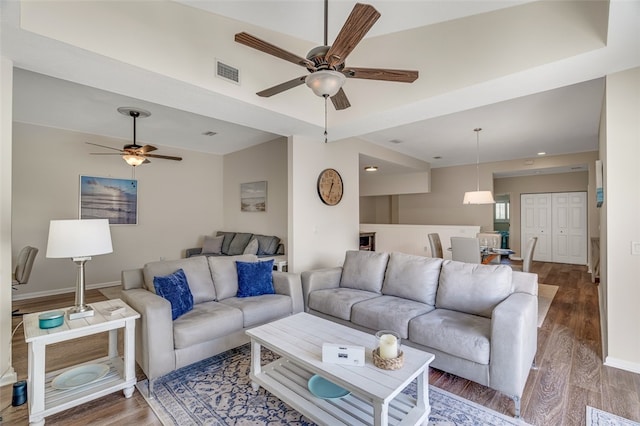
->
[538,283,559,327]
[136,344,530,426]
[586,406,640,426]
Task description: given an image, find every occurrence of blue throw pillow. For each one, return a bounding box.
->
[153,269,194,320]
[236,260,275,298]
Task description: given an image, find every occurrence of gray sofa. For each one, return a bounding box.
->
[186,231,284,258]
[121,254,303,391]
[301,250,538,417]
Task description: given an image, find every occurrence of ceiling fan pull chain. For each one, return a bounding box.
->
[324,95,328,143]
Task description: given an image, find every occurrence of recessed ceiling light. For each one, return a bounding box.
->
[537,152,546,156]
[364,165,378,172]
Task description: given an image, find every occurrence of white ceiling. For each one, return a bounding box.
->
[4,1,640,172]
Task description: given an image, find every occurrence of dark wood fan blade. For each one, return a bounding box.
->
[257,76,307,97]
[144,153,182,161]
[235,32,314,69]
[330,88,351,110]
[343,67,418,83]
[325,3,380,69]
[140,144,157,153]
[89,153,125,155]
[86,142,124,152]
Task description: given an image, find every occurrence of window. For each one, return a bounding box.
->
[495,201,510,221]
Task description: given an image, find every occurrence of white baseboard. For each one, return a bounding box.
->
[11,281,121,301]
[604,356,640,374]
[0,367,17,387]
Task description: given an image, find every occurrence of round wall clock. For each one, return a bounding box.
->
[317,168,344,206]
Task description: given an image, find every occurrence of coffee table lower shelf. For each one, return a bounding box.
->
[251,358,429,426]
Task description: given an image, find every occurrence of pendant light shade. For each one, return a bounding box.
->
[463,128,495,205]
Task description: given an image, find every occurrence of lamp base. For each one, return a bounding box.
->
[68,305,94,320]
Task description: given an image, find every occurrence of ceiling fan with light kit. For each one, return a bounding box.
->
[235,0,419,111]
[87,107,182,167]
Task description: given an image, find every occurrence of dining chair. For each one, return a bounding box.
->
[512,236,538,272]
[450,237,482,264]
[428,233,443,258]
[11,245,38,316]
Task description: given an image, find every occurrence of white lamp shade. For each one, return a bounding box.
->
[305,70,346,97]
[46,219,113,258]
[463,190,496,204]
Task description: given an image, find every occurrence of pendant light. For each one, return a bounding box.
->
[463,128,495,204]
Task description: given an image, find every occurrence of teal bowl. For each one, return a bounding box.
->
[38,311,65,329]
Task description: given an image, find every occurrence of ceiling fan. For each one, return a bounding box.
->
[87,107,182,166]
[234,1,419,110]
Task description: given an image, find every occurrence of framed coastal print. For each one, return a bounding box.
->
[80,175,138,225]
[240,181,267,212]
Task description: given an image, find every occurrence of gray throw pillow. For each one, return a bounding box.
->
[381,252,443,305]
[227,232,253,255]
[339,250,389,293]
[202,235,224,254]
[243,238,259,255]
[254,234,281,255]
[216,231,236,255]
[436,260,513,318]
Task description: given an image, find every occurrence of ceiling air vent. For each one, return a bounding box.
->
[216,60,240,84]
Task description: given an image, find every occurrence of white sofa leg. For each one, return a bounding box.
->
[512,395,521,418]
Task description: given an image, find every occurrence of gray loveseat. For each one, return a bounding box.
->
[121,254,303,391]
[186,231,284,258]
[301,250,538,417]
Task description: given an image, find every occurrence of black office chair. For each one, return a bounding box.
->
[12,246,38,316]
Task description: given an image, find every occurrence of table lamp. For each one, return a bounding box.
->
[46,219,113,319]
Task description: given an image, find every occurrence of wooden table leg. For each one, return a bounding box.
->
[250,340,262,392]
[28,341,46,426]
[122,318,136,398]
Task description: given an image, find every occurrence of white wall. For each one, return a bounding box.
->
[11,123,224,299]
[603,67,640,373]
[1,58,17,386]
[222,137,288,249]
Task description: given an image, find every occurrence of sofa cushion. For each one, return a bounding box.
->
[339,250,389,293]
[409,309,491,365]
[153,269,194,320]
[254,234,281,256]
[227,232,253,255]
[436,260,513,318]
[208,254,258,301]
[220,294,292,327]
[144,256,216,304]
[351,295,434,339]
[172,301,243,349]
[243,238,259,255]
[236,259,275,297]
[216,231,236,255]
[308,288,381,321]
[381,252,443,305]
[202,235,224,255]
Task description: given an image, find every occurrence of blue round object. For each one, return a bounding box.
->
[38,311,65,329]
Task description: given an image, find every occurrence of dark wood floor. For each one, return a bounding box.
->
[2,261,640,425]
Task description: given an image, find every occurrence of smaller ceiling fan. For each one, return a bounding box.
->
[88,107,182,166]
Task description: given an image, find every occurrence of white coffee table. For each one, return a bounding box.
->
[23,299,139,426]
[246,313,434,426]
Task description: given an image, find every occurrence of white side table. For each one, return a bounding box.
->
[23,299,140,426]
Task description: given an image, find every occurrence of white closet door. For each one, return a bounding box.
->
[552,192,587,264]
[521,193,552,261]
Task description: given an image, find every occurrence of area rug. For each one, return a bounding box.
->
[538,283,559,327]
[586,406,640,425]
[136,344,530,426]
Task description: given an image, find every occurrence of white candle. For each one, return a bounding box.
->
[379,334,398,359]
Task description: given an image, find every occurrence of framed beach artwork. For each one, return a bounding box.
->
[240,181,267,212]
[80,175,138,225]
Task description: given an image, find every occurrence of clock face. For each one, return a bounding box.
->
[317,168,343,206]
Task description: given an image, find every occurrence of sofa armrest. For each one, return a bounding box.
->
[185,247,203,258]
[122,268,144,290]
[121,288,176,381]
[490,292,538,398]
[512,271,538,295]
[301,267,342,311]
[272,271,303,314]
